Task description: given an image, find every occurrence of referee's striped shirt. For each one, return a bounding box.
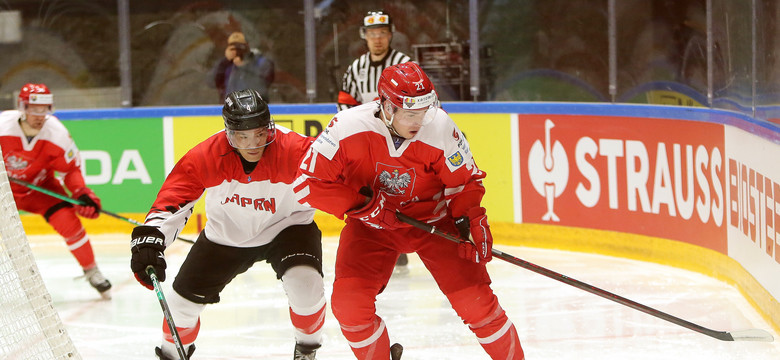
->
[337,48,411,111]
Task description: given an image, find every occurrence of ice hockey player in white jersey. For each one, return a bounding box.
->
[130,89,326,360]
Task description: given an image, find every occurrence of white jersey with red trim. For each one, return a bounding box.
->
[0,110,86,196]
[294,102,486,222]
[145,125,315,248]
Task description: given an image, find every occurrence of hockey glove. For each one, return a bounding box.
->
[130,225,167,290]
[72,187,101,219]
[454,207,493,264]
[347,186,403,230]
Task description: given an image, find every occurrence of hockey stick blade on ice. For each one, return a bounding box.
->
[147,266,189,360]
[395,211,774,342]
[10,177,195,244]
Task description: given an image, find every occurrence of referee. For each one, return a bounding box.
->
[337,10,412,111]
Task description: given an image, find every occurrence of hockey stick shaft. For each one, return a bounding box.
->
[147,266,189,360]
[10,177,195,244]
[395,211,774,342]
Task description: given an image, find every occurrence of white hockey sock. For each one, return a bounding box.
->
[282,265,326,345]
[160,290,206,357]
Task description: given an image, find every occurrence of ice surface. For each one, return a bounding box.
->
[28,234,780,359]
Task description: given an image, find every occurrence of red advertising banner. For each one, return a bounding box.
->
[518,114,727,253]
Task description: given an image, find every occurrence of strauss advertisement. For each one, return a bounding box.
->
[518,114,727,253]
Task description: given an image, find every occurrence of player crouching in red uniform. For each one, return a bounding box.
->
[0,83,111,299]
[294,62,524,359]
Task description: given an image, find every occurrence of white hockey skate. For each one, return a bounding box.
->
[84,267,112,299]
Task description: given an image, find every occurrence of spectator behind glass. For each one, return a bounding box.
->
[207,32,275,102]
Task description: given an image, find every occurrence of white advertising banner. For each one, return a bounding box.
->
[725,126,780,300]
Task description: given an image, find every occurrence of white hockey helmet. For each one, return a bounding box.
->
[360,10,395,39]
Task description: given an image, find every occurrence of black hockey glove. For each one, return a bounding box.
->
[130,225,167,290]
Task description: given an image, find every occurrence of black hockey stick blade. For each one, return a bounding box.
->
[147,266,189,360]
[10,177,195,244]
[395,211,775,342]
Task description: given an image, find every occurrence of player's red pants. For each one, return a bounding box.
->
[13,177,95,269]
[331,217,524,360]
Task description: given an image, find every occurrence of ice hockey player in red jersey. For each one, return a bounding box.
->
[294,62,525,359]
[130,89,326,360]
[0,83,111,299]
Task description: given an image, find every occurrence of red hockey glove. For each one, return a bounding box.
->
[454,207,493,264]
[130,226,167,290]
[72,187,101,219]
[347,187,403,230]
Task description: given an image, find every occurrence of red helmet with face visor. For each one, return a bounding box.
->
[377,62,439,134]
[18,83,54,116]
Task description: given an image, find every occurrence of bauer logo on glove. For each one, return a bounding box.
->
[131,235,165,247]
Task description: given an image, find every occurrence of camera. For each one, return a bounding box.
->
[231,43,248,59]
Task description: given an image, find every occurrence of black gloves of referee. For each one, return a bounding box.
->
[130,225,167,290]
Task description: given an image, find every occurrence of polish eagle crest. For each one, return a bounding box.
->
[379,169,411,195]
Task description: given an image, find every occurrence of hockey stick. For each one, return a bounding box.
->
[147,266,189,360]
[395,211,774,342]
[9,177,195,244]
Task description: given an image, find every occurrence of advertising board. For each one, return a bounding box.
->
[517,114,727,253]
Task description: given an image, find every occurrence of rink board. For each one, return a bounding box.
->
[15,102,780,333]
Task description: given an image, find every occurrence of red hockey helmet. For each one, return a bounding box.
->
[377,62,439,130]
[18,83,54,115]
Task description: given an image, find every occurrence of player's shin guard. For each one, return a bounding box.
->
[283,266,327,347]
[448,285,525,360]
[472,317,523,360]
[332,277,391,359]
[161,318,200,355]
[160,290,205,358]
[48,208,95,268]
[340,317,390,360]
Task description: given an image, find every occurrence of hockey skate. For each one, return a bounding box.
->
[294,343,320,360]
[84,267,112,299]
[155,344,195,360]
[393,253,409,276]
[390,343,403,360]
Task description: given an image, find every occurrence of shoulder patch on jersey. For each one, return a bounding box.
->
[447,151,464,166]
[65,146,77,163]
[312,117,340,160]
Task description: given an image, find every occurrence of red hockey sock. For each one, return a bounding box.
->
[290,303,326,336]
[48,209,95,269]
[472,318,524,360]
[341,317,390,360]
[448,285,525,360]
[163,318,200,346]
